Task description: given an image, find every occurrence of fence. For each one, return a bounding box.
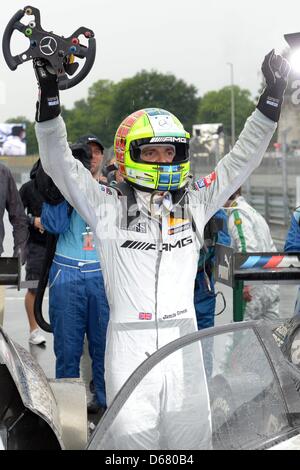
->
[246,186,295,226]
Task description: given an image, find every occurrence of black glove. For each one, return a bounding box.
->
[34,59,61,122]
[257,50,290,122]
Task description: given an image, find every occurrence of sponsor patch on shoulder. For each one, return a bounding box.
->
[139,313,153,321]
[194,171,217,190]
[203,171,217,187]
[194,178,206,190]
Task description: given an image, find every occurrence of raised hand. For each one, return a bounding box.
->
[33,58,61,122]
[257,50,291,122]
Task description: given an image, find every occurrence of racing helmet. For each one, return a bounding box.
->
[114,108,190,192]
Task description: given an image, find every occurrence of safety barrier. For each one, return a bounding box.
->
[247,186,295,226]
[215,244,300,321]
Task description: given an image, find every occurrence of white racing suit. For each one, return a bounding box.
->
[36,109,276,449]
[227,196,280,321]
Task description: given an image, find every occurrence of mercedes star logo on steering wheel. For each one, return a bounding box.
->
[39,36,58,56]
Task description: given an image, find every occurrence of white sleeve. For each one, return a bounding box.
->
[35,116,118,232]
[192,109,276,224]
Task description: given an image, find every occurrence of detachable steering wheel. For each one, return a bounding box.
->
[2,5,96,90]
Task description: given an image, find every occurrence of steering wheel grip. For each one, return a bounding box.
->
[2,9,24,70]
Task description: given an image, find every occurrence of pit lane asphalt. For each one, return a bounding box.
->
[1,210,296,389]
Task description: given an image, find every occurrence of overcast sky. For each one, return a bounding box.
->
[0,0,300,122]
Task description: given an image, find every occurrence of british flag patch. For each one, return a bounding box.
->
[139,313,153,320]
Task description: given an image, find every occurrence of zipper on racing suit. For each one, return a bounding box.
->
[154,215,163,351]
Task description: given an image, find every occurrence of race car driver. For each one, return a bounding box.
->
[33,50,289,449]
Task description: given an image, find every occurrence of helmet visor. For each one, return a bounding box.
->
[139,144,176,163]
[130,138,189,165]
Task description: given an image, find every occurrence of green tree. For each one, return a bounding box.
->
[110,70,200,136]
[63,80,117,147]
[197,86,255,141]
[6,116,37,155]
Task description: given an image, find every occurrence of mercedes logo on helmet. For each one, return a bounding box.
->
[158,118,169,127]
[39,36,58,56]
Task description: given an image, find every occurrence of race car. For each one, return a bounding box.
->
[88,316,300,450]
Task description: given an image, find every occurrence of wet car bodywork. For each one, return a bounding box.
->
[0,327,87,450]
[87,318,300,450]
[2,317,300,450]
